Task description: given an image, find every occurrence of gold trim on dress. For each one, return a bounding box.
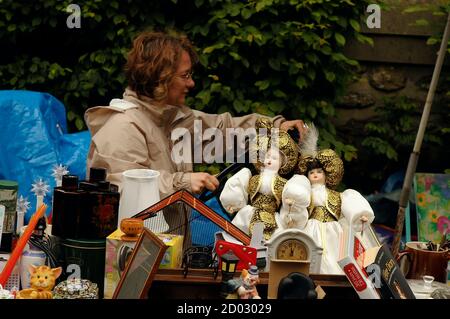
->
[308,188,342,223]
[247,174,287,240]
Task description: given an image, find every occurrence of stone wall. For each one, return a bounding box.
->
[339,0,448,126]
[335,0,449,193]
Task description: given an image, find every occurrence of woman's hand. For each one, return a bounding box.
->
[190,172,220,194]
[280,119,308,141]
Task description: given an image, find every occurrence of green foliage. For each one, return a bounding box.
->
[0,0,372,158]
[403,2,450,174]
[360,96,449,181]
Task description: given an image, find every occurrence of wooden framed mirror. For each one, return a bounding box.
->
[113,227,167,299]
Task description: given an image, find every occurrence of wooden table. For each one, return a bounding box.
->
[150,268,358,299]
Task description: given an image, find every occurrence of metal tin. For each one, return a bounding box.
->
[61,238,106,298]
[52,172,119,240]
[0,180,18,252]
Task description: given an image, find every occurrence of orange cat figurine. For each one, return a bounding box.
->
[16,265,62,299]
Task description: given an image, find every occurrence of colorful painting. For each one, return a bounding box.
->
[414,173,450,243]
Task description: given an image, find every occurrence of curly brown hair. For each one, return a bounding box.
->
[125,31,198,101]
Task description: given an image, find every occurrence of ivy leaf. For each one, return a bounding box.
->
[75,118,85,131]
[345,58,359,66]
[255,80,270,90]
[296,76,307,89]
[268,59,280,71]
[426,38,438,45]
[203,43,226,54]
[274,89,287,98]
[349,19,360,32]
[324,71,335,82]
[233,99,247,112]
[306,68,316,81]
[241,57,250,68]
[229,52,241,61]
[335,33,346,46]
[306,53,319,64]
[242,8,252,19]
[67,110,76,121]
[256,2,266,12]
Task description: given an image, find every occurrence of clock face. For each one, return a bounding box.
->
[276,239,308,260]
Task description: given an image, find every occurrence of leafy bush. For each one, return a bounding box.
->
[0,0,372,150]
[357,96,449,186]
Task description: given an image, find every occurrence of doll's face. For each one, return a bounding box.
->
[308,168,325,185]
[263,149,281,171]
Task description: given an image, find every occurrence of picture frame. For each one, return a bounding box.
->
[414,173,450,243]
[112,227,167,299]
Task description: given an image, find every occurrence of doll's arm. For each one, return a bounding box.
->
[341,189,375,233]
[231,205,255,235]
[219,167,252,214]
[279,175,311,229]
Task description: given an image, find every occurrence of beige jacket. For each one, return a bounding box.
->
[85,88,285,198]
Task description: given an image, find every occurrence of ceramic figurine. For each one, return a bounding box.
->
[220,118,299,240]
[16,265,62,299]
[120,218,144,242]
[280,124,375,274]
[227,265,261,299]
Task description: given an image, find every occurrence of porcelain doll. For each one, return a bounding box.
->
[219,118,299,241]
[280,125,375,274]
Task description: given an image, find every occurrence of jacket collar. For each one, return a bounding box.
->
[123,88,190,127]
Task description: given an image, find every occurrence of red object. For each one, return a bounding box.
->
[47,210,53,225]
[343,263,367,292]
[0,204,47,287]
[215,240,257,271]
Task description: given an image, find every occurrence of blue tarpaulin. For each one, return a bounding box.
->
[0,90,90,223]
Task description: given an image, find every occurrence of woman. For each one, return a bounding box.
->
[85,31,306,243]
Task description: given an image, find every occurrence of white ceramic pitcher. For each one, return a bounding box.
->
[118,169,169,233]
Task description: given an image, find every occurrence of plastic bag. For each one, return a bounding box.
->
[0,90,90,223]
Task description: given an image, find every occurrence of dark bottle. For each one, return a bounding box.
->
[52,175,86,239]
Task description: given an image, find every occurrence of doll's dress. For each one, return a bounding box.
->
[283,182,375,274]
[247,172,286,241]
[220,167,287,240]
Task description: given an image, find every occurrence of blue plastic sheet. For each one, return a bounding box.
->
[0,90,90,223]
